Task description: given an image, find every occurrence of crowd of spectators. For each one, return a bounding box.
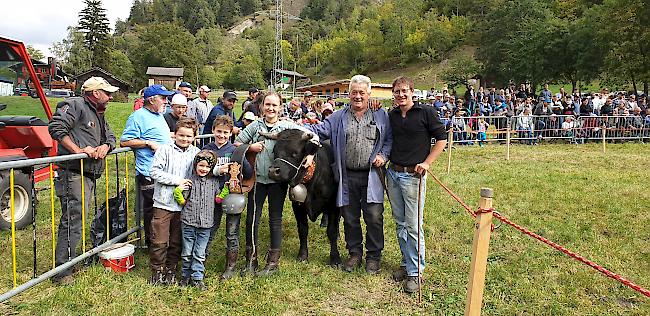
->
[417,84,650,144]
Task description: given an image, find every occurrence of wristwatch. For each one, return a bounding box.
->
[144,140,149,147]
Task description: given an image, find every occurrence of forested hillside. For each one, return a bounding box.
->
[50,0,649,93]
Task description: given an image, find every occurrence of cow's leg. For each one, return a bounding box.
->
[292,202,309,262]
[327,207,342,267]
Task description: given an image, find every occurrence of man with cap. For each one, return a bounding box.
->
[164,94,188,131]
[301,90,313,114]
[177,82,193,99]
[242,87,259,113]
[203,90,240,136]
[187,85,213,131]
[120,84,175,247]
[48,77,118,284]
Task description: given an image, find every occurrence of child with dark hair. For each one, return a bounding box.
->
[174,150,220,290]
[203,115,253,279]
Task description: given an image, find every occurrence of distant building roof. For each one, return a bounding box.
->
[298,79,391,90]
[73,67,130,88]
[274,69,307,78]
[146,67,184,77]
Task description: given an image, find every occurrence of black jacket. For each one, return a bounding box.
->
[48,97,116,178]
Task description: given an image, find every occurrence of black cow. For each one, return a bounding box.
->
[260,129,342,267]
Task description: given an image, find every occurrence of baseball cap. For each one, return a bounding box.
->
[144,84,175,98]
[304,91,313,97]
[82,77,119,93]
[171,94,188,106]
[248,88,259,93]
[178,82,192,89]
[223,91,237,100]
[199,85,211,92]
[436,93,443,97]
[243,111,257,121]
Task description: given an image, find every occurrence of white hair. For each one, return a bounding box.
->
[349,75,372,94]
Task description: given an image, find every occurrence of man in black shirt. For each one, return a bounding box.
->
[386,76,447,294]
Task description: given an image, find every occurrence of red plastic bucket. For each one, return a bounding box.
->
[99,243,135,273]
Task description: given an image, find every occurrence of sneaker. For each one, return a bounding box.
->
[191,279,207,291]
[404,276,422,294]
[179,276,191,287]
[342,254,362,272]
[149,270,165,286]
[392,266,407,282]
[51,274,75,286]
[164,269,177,285]
[365,259,381,275]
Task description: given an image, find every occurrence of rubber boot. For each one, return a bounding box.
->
[221,250,238,280]
[240,246,258,276]
[256,249,281,277]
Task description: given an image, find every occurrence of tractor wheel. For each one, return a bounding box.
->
[0,171,34,230]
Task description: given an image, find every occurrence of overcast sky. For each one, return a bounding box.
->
[1,0,132,60]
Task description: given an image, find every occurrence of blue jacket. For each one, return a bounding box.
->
[203,102,236,134]
[308,106,392,207]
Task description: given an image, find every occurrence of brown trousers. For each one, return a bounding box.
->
[149,207,182,272]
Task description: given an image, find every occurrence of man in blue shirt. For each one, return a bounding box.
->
[120,84,174,246]
[203,90,241,135]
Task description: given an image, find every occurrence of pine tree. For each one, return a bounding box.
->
[78,0,111,69]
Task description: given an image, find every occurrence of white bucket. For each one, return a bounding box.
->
[99,243,135,273]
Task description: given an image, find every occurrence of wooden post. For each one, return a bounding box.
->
[464,188,494,316]
[447,128,453,174]
[602,124,606,153]
[506,124,511,161]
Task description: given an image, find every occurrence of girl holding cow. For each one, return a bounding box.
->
[234,92,319,276]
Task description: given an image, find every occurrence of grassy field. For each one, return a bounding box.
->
[0,96,648,315]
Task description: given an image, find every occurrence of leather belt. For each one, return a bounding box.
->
[390,163,416,173]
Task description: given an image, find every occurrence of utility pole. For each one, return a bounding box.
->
[271,0,284,91]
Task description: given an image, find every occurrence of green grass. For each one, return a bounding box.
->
[0,97,648,315]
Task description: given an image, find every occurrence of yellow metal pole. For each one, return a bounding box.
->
[464,188,494,316]
[105,157,110,241]
[125,154,129,230]
[506,125,511,161]
[10,169,18,288]
[80,159,86,251]
[49,164,56,269]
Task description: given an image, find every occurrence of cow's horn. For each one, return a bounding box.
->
[259,131,279,140]
[300,132,313,141]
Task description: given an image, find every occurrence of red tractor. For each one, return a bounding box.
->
[0,36,57,229]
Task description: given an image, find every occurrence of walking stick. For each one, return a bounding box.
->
[417,173,423,304]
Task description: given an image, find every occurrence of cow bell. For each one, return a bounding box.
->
[222,193,247,215]
[289,183,308,203]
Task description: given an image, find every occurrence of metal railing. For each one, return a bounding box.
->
[443,115,650,144]
[0,133,216,302]
[0,147,136,301]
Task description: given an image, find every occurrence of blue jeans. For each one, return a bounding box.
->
[181,223,211,280]
[386,168,426,277]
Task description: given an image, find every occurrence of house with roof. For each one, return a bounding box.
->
[73,67,131,100]
[296,79,394,99]
[146,67,184,89]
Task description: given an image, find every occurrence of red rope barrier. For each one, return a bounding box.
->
[426,172,650,298]
[426,170,476,219]
[491,210,650,298]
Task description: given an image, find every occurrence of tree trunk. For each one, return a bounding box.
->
[644,82,648,98]
[630,70,638,96]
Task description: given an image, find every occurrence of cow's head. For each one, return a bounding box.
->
[261,129,313,185]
